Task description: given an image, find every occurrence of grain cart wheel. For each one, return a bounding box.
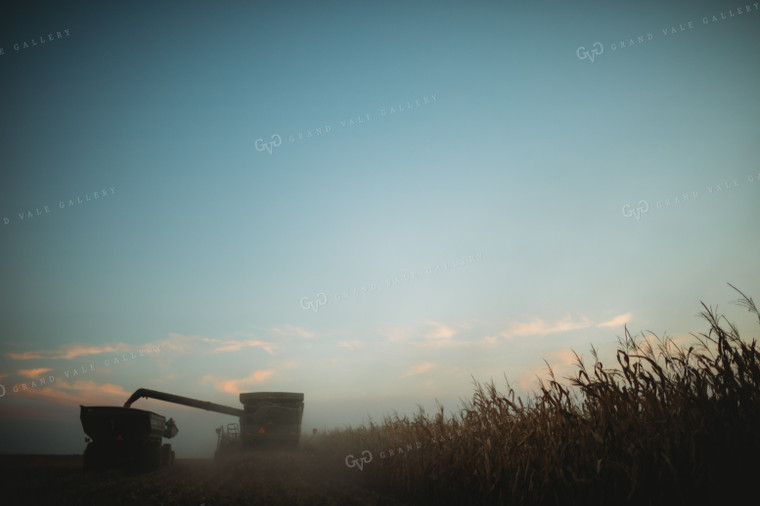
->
[150,440,162,471]
[83,442,102,472]
[161,444,174,467]
[141,440,161,472]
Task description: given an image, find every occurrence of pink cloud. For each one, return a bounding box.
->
[597,313,633,328]
[401,362,436,378]
[270,325,315,339]
[425,322,456,340]
[478,335,500,348]
[212,339,276,355]
[213,370,276,394]
[501,316,594,339]
[5,343,131,361]
[17,368,53,378]
[162,333,204,353]
[7,379,132,409]
[164,332,277,355]
[375,321,472,349]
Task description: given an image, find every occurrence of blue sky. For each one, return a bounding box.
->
[1,0,759,457]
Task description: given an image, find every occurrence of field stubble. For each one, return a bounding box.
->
[0,452,409,505]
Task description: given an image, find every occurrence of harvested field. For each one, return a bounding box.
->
[0,453,408,506]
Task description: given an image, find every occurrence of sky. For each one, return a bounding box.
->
[1,0,758,458]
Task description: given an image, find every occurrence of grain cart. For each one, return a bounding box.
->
[122,388,305,459]
[80,405,177,473]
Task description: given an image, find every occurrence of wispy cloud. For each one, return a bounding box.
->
[5,343,132,361]
[212,339,276,355]
[597,313,633,328]
[163,333,205,353]
[164,332,276,355]
[377,321,472,349]
[500,315,594,340]
[417,321,469,349]
[12,379,132,409]
[270,325,315,339]
[278,359,301,370]
[401,362,436,378]
[17,368,53,378]
[338,340,364,350]
[424,321,456,340]
[478,335,500,348]
[210,370,276,394]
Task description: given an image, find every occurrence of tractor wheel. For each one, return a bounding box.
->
[83,442,101,472]
[161,444,174,467]
[140,440,161,472]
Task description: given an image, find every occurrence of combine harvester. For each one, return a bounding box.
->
[80,388,304,472]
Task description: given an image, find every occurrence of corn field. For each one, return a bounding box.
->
[308,286,760,505]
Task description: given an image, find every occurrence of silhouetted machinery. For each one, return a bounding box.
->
[80,405,177,472]
[80,388,304,471]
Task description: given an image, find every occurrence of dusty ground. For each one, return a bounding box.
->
[0,453,408,506]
